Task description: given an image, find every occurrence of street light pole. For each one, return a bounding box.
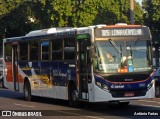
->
[130,0,134,24]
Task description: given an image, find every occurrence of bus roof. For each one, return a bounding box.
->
[3,24,150,43]
[25,27,76,37]
[102,24,145,28]
[25,25,107,37]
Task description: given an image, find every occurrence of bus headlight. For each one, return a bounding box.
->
[102,84,109,91]
[147,82,153,90]
[96,81,109,92]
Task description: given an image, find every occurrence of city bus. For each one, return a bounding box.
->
[3,24,156,106]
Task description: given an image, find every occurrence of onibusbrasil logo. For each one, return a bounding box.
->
[1,111,42,117]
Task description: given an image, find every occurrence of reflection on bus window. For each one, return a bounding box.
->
[64,38,75,60]
[30,41,38,60]
[94,40,152,73]
[98,52,114,64]
[52,39,62,60]
[41,41,49,60]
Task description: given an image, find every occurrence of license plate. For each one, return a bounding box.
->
[124,92,134,97]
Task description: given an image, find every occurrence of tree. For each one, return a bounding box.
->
[50,0,143,27]
[0,0,144,38]
[134,0,144,24]
[0,0,37,53]
[142,0,160,44]
[0,0,22,53]
[0,0,38,37]
[29,0,53,28]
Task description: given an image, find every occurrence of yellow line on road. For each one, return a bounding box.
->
[14,103,35,108]
[138,100,160,104]
[56,110,106,119]
[139,104,160,108]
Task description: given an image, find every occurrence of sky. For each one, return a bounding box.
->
[136,0,142,5]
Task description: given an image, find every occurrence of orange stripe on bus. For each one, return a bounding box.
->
[102,25,142,28]
[5,62,24,83]
[6,62,13,82]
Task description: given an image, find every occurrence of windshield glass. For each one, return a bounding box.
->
[93,40,152,73]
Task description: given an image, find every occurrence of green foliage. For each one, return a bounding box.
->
[51,0,73,27]
[0,0,21,16]
[0,0,144,38]
[134,1,144,24]
[50,0,143,26]
[0,0,35,53]
[143,0,160,44]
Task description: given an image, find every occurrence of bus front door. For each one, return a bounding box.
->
[12,45,19,91]
[79,39,89,100]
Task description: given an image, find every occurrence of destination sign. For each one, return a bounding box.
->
[95,27,150,37]
[102,29,142,36]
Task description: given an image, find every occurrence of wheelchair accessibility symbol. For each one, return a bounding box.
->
[128,66,134,72]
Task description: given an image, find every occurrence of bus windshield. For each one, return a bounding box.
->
[94,39,152,73]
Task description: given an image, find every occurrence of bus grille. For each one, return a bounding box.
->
[110,89,146,98]
[105,74,150,82]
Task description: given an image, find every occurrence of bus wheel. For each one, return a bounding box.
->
[69,88,79,107]
[24,80,32,101]
[155,85,160,98]
[118,101,130,106]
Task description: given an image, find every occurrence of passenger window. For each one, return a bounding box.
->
[5,43,12,62]
[41,41,49,60]
[64,38,75,60]
[19,42,28,60]
[52,39,62,60]
[30,41,39,60]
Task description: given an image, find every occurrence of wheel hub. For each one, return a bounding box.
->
[72,90,78,101]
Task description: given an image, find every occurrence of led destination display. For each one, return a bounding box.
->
[95,27,150,37]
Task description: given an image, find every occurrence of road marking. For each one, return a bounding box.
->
[138,100,160,104]
[85,116,106,119]
[139,104,160,108]
[14,103,35,108]
[56,110,105,119]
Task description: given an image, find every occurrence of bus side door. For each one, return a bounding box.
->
[12,44,19,91]
[78,39,90,100]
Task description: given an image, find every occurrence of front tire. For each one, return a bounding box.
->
[68,87,79,107]
[24,80,32,101]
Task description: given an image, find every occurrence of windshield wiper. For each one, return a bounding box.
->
[108,39,122,56]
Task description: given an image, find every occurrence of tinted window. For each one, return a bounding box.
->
[30,41,39,60]
[19,42,28,60]
[5,43,12,62]
[41,41,49,60]
[52,39,62,60]
[64,38,75,60]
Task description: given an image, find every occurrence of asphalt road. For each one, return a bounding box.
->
[0,88,160,119]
